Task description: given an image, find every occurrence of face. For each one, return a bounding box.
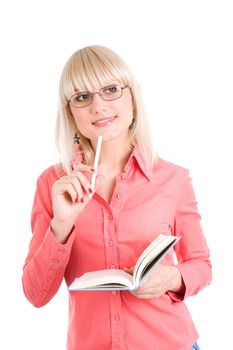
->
[69,80,134,144]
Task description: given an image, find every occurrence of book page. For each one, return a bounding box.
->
[68,269,134,291]
[133,235,179,287]
[133,234,167,275]
[136,239,179,286]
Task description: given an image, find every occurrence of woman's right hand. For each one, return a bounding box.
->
[51,163,97,243]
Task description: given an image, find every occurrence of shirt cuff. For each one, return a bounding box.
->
[167,262,201,302]
[35,224,76,264]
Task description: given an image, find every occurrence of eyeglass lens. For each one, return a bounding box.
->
[69,85,123,108]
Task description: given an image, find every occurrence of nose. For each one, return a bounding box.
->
[90,92,107,113]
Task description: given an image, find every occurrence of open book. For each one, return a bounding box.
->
[68,234,180,291]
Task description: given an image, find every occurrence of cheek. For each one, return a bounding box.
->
[71,110,87,129]
[73,116,92,139]
[73,118,89,135]
[123,93,134,115]
[120,99,134,124]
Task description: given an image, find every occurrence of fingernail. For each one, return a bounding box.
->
[80,197,84,203]
[91,168,96,172]
[75,198,79,203]
[88,188,93,193]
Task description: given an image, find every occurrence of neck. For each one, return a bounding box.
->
[91,134,133,174]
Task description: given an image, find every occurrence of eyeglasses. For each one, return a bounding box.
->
[68,84,128,108]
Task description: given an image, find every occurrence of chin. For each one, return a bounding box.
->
[103,130,131,142]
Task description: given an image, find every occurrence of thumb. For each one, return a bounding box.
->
[123,266,134,275]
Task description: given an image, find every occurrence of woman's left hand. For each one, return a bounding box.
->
[123,264,185,299]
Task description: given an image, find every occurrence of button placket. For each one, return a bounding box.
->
[110,178,127,217]
[102,204,124,347]
[114,314,120,321]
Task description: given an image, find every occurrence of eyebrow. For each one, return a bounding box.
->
[73,80,121,93]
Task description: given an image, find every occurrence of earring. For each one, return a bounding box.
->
[73,133,80,144]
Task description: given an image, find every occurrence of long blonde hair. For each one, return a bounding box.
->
[55,45,157,174]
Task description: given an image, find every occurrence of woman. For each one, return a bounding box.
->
[22,45,211,350]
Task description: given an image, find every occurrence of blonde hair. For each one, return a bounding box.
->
[55,45,157,174]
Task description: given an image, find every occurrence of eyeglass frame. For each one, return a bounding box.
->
[67,84,129,108]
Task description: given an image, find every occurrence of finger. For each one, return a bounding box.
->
[58,183,79,203]
[135,293,155,299]
[74,172,93,195]
[136,286,164,298]
[73,162,96,174]
[136,287,156,294]
[58,173,93,201]
[129,290,153,299]
[136,280,158,291]
[62,177,84,202]
[123,266,134,275]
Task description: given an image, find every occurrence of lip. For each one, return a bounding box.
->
[92,116,117,126]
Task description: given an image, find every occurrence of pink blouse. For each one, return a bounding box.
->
[22,146,212,350]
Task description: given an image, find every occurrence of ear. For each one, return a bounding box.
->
[67,103,74,118]
[129,118,136,130]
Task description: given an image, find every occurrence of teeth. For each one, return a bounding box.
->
[94,117,115,125]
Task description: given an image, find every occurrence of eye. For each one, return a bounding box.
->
[75,93,90,101]
[103,85,118,94]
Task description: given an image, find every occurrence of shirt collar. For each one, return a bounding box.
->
[126,145,154,182]
[73,143,154,181]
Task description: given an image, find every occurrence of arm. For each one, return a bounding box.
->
[22,168,76,308]
[168,169,212,301]
[127,169,212,300]
[22,163,99,307]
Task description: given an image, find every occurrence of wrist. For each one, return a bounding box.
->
[51,218,74,244]
[168,266,185,294]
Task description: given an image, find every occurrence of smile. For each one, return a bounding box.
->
[92,116,117,127]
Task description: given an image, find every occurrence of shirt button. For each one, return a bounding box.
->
[112,291,117,296]
[116,193,121,199]
[52,258,60,264]
[109,240,113,246]
[111,265,116,269]
[114,314,120,321]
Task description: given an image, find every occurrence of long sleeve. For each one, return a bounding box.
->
[170,170,212,301]
[22,152,211,349]
[22,167,76,307]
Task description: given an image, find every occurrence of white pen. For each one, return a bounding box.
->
[90,135,103,195]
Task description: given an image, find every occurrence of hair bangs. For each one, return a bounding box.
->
[60,46,132,104]
[56,45,157,174]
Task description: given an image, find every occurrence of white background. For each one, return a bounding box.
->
[0,1,232,349]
